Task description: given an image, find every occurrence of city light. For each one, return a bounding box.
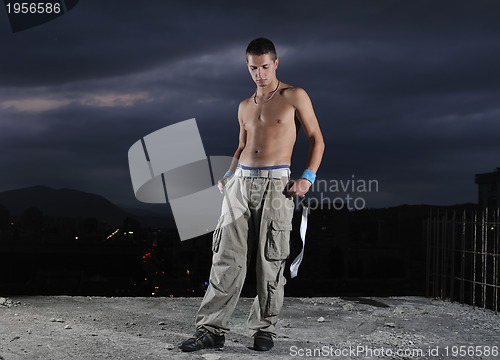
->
[106,228,120,240]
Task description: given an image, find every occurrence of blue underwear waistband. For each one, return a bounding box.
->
[237,164,290,170]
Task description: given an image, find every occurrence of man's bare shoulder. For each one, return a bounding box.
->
[237,97,251,118]
[279,83,310,105]
[238,96,254,111]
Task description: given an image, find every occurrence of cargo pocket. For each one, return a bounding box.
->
[265,219,292,261]
[212,216,224,253]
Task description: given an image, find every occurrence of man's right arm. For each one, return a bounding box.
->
[218,102,247,193]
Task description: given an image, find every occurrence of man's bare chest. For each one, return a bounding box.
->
[242,98,296,130]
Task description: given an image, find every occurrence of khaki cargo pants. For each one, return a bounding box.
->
[195,169,294,337]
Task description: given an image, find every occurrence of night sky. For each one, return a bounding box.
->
[1,0,499,211]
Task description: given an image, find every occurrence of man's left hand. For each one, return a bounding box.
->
[287,178,312,197]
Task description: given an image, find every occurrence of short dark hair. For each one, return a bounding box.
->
[246,37,277,61]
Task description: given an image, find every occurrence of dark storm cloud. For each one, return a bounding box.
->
[1,0,500,209]
[1,3,204,85]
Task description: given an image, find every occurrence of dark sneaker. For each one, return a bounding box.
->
[253,331,274,351]
[178,328,225,352]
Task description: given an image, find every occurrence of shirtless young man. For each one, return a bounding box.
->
[178,37,324,352]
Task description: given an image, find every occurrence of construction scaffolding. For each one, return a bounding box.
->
[426,208,500,313]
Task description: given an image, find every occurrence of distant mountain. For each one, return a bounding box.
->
[0,186,177,228]
[0,186,128,225]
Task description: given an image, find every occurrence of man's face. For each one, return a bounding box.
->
[246,54,279,88]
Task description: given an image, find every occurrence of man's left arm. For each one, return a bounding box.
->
[288,88,325,197]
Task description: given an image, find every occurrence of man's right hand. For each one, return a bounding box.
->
[218,176,231,194]
[285,178,312,197]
